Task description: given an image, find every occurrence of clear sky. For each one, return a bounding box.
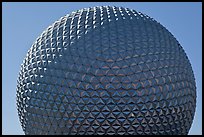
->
[2,2,202,135]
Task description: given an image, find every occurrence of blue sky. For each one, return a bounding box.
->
[2,2,202,135]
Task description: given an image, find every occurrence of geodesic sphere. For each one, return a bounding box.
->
[16,6,196,135]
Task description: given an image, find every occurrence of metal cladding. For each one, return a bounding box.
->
[16,6,196,135]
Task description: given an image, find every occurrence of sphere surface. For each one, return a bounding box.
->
[16,6,196,135]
